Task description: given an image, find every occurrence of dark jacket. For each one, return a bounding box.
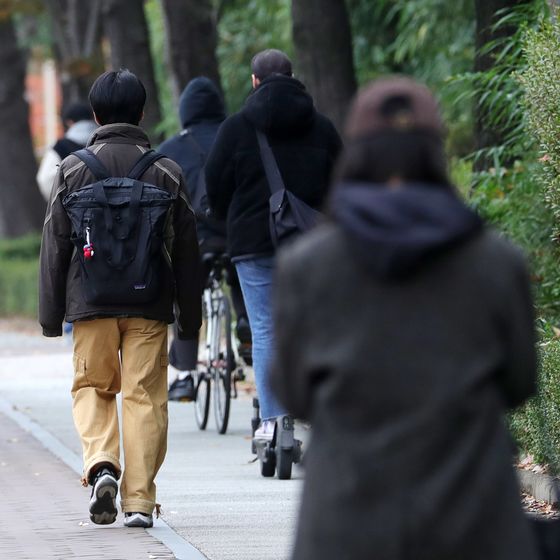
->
[272,183,538,560]
[205,74,342,261]
[158,77,225,204]
[39,123,202,339]
[158,77,226,241]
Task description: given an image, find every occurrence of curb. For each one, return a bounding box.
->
[518,468,559,505]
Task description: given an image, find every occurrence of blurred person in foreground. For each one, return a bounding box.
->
[36,102,97,200]
[158,77,251,402]
[206,49,342,440]
[271,77,538,560]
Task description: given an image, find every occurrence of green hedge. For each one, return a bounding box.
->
[0,234,40,318]
[510,340,560,465]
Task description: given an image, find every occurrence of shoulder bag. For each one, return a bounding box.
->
[256,130,322,248]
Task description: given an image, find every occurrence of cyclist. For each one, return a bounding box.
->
[158,77,251,402]
[205,50,342,440]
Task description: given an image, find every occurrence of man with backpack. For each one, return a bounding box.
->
[158,77,251,402]
[39,69,201,528]
[205,49,342,441]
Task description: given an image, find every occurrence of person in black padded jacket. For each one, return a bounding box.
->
[206,49,342,440]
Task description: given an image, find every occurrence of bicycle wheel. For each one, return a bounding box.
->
[194,297,211,430]
[213,296,233,434]
[194,372,210,429]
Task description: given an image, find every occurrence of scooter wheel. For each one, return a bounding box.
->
[276,448,293,480]
[261,447,276,477]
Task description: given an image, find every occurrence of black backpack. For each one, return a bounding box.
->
[62,148,176,306]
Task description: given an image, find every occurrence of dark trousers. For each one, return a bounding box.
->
[169,246,247,371]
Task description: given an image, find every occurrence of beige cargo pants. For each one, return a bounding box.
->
[71,317,168,515]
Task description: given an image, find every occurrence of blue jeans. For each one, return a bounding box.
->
[235,257,285,420]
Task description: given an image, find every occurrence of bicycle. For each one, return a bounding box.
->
[194,253,245,434]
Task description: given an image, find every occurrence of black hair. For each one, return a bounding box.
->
[251,49,293,80]
[61,102,92,124]
[334,130,451,188]
[88,69,146,126]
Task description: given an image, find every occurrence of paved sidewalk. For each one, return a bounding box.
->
[0,321,304,560]
[0,410,175,559]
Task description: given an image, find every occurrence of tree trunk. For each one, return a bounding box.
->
[102,0,162,140]
[0,15,45,237]
[474,0,524,165]
[160,0,222,103]
[291,0,357,132]
[45,0,104,105]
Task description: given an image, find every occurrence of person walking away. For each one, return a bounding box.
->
[271,76,539,560]
[158,77,251,402]
[36,102,97,200]
[205,49,342,440]
[39,69,201,528]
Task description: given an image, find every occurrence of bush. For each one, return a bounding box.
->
[463,161,560,324]
[519,17,560,237]
[0,234,40,318]
[510,340,560,466]
[0,234,41,260]
[459,157,560,464]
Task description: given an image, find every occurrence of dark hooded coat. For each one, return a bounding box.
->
[271,183,538,560]
[39,124,202,339]
[158,77,226,242]
[205,74,342,261]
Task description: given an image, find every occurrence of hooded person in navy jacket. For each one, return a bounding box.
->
[159,77,250,401]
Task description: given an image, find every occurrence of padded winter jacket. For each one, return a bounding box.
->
[39,123,202,339]
[205,74,342,261]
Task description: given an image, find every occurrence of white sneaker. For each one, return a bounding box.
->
[254,419,275,441]
[124,512,153,528]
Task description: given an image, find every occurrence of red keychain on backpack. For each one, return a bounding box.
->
[83,227,94,260]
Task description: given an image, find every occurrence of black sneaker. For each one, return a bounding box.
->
[124,511,153,528]
[236,316,252,345]
[236,317,253,366]
[89,467,118,525]
[238,344,253,367]
[168,374,195,402]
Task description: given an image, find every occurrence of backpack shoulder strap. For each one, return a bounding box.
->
[256,130,285,195]
[73,148,111,180]
[127,149,166,180]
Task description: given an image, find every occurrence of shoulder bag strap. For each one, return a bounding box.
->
[73,148,111,181]
[256,130,285,195]
[127,149,166,180]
